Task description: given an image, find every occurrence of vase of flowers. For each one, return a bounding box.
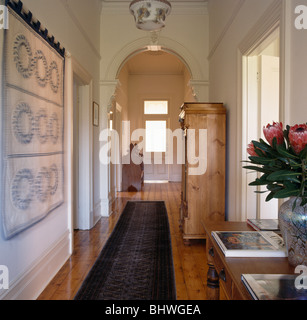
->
[244,122,307,267]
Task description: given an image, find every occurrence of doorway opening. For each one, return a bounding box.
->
[73,78,93,229]
[144,100,169,182]
[71,61,93,231]
[110,49,195,198]
[242,27,280,220]
[73,78,80,229]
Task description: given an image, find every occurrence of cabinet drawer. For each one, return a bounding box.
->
[208,244,232,298]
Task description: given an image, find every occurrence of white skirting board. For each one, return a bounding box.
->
[101,198,110,217]
[0,230,71,300]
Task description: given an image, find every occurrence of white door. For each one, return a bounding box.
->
[73,79,80,229]
[243,37,280,220]
[143,101,169,181]
[144,119,170,181]
[258,55,280,219]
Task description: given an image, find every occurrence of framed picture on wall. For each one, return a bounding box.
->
[93,102,99,126]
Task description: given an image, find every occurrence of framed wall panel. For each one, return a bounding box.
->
[1,4,65,239]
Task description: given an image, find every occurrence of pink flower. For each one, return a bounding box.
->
[247,142,258,157]
[289,124,307,155]
[263,122,284,147]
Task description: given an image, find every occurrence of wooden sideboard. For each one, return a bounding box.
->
[202,221,295,300]
[122,143,144,192]
[179,103,226,243]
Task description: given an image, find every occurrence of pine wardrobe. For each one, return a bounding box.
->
[179,103,226,243]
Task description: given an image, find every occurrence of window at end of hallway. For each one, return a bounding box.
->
[144,101,168,115]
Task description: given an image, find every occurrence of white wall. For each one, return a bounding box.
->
[289,0,307,124]
[0,0,101,299]
[208,0,307,221]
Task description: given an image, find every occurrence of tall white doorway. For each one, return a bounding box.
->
[73,78,80,229]
[143,100,170,181]
[242,28,280,220]
[70,57,94,231]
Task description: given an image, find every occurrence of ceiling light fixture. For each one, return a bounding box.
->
[129,0,172,32]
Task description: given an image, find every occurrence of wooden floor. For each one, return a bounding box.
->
[37,182,208,300]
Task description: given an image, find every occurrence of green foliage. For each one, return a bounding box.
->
[243,128,307,208]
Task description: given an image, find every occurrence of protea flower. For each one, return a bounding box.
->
[263,122,284,147]
[289,124,307,155]
[247,142,258,157]
[243,121,307,209]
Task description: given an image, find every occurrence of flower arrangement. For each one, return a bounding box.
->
[244,122,307,209]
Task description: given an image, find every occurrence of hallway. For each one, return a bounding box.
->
[38,182,208,300]
[2,0,307,302]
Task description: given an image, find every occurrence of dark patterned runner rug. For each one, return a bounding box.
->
[74,201,176,300]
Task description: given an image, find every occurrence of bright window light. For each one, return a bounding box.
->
[145,121,166,152]
[144,101,168,115]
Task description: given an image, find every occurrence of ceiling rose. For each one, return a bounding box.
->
[129,0,172,31]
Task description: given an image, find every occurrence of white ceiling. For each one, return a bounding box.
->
[123,51,186,76]
[101,0,205,75]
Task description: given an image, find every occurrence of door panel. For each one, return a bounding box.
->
[144,119,169,181]
[258,55,279,219]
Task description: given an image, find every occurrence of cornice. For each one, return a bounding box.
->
[60,0,101,60]
[208,0,246,60]
[238,0,282,55]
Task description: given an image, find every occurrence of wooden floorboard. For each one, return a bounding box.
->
[37,182,208,300]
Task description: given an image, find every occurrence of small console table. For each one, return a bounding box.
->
[202,221,295,300]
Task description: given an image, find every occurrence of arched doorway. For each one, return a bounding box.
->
[108,49,194,203]
[99,38,209,216]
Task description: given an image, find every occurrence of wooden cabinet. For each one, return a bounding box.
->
[179,103,226,242]
[202,221,294,300]
[122,143,144,191]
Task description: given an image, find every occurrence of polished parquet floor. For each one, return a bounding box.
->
[37,182,208,300]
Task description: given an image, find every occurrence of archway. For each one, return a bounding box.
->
[100,37,209,216]
[110,49,192,200]
[100,35,209,112]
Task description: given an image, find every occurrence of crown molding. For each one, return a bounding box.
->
[208,0,245,60]
[238,0,282,55]
[60,0,101,60]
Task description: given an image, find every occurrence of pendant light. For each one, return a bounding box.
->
[129,0,172,32]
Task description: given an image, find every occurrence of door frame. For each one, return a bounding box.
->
[236,1,289,221]
[65,54,93,251]
[142,99,170,181]
[240,29,281,221]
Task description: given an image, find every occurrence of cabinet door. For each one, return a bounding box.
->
[206,113,226,222]
[180,104,226,239]
[185,113,209,236]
